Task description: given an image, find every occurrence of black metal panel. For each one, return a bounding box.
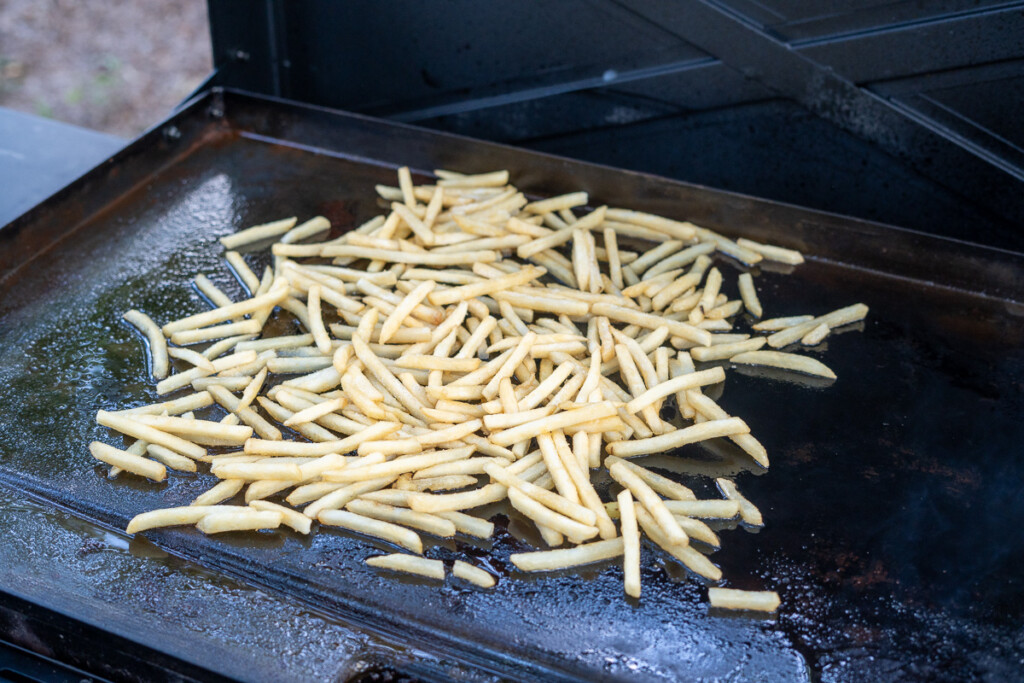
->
[519,99,1022,250]
[205,0,1024,247]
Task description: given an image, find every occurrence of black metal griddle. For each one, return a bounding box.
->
[1,89,1023,681]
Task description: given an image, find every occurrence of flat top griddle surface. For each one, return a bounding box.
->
[1,90,1022,682]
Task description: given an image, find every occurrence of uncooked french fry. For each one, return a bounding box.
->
[197,510,282,534]
[317,509,423,553]
[452,560,496,587]
[511,537,624,572]
[708,587,780,612]
[730,350,836,379]
[366,554,444,579]
[618,489,641,598]
[123,309,169,379]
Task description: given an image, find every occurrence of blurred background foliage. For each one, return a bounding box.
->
[0,0,212,136]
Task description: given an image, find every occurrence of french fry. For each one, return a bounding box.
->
[220,217,297,249]
[128,414,253,445]
[197,510,282,534]
[511,537,624,572]
[708,587,780,612]
[90,441,166,481]
[607,418,749,458]
[193,479,245,506]
[366,554,445,579]
[452,560,496,587]
[317,509,423,553]
[730,350,836,379]
[618,489,641,598]
[735,238,804,265]
[123,309,169,379]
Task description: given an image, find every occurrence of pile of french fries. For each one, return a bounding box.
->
[94,167,867,607]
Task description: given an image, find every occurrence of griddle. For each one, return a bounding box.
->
[1,89,1022,681]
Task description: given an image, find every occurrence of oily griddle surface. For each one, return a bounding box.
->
[1,94,1023,681]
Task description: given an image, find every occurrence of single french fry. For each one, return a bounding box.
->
[665,499,740,519]
[624,367,725,414]
[119,392,213,416]
[162,283,288,334]
[510,537,624,572]
[737,272,762,318]
[366,554,445,579]
[145,444,198,472]
[193,479,245,506]
[452,560,496,587]
[123,309,169,379]
[407,483,507,513]
[437,511,494,538]
[128,414,253,445]
[618,489,641,598]
[730,350,836,379]
[212,461,304,481]
[708,587,780,612]
[220,217,296,249]
[196,510,282,534]
[317,509,423,553]
[591,303,712,347]
[735,238,804,265]
[90,441,166,481]
[607,418,749,458]
[283,397,345,426]
[801,322,830,345]
[690,337,766,362]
